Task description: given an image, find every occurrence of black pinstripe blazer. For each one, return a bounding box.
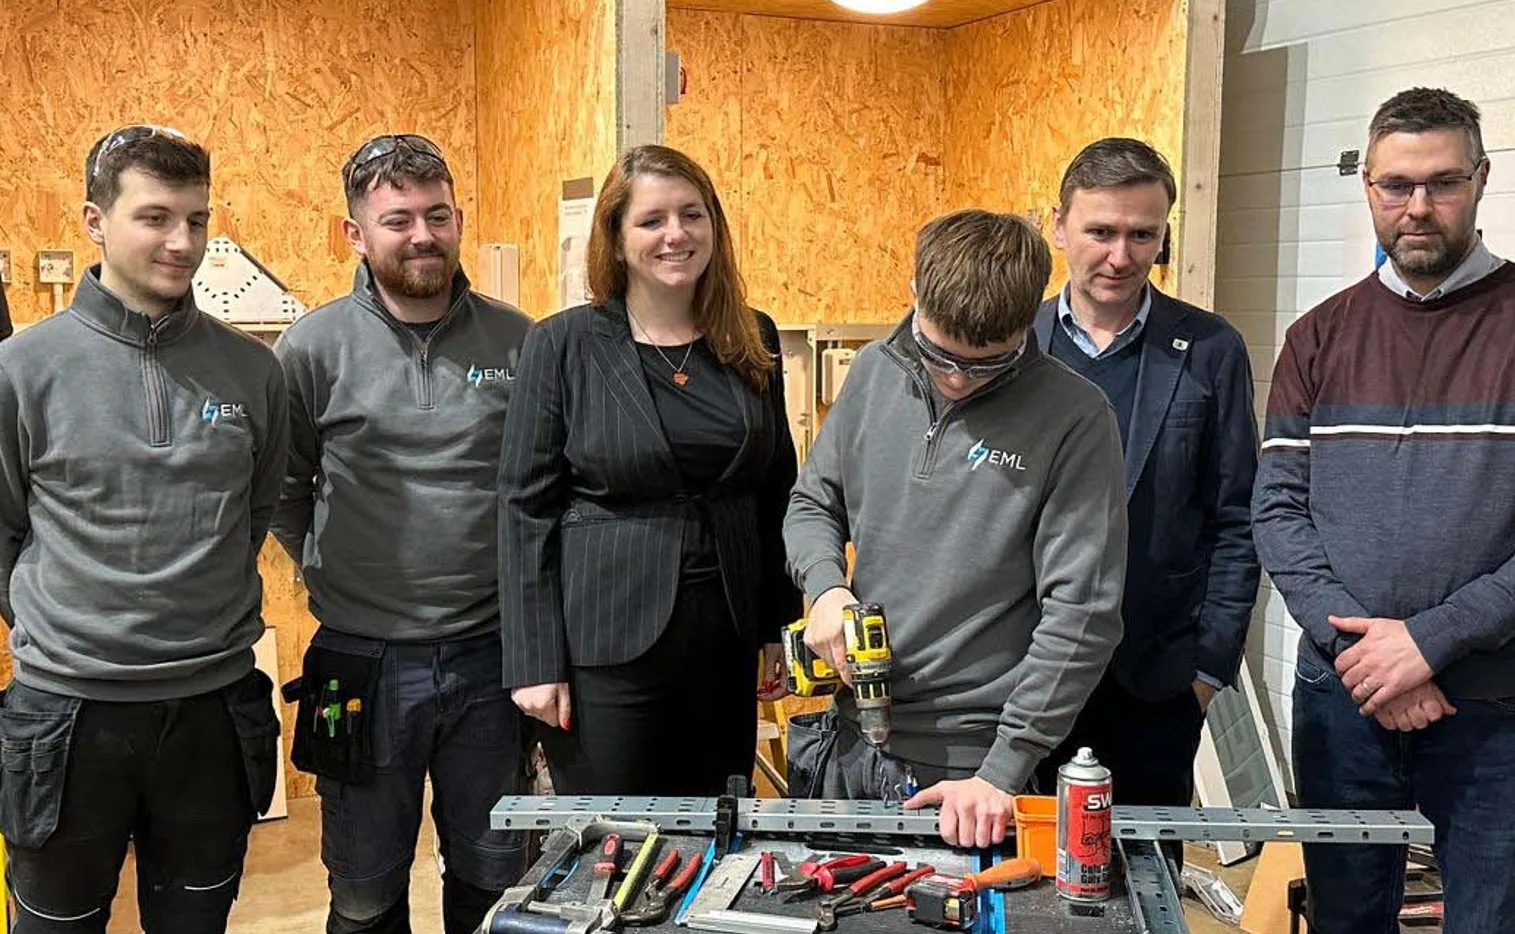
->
[498,298,803,688]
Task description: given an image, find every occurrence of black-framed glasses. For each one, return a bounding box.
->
[343,134,446,181]
[1366,161,1485,208]
[911,315,1023,380]
[88,124,189,183]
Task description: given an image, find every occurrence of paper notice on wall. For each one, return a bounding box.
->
[559,177,596,311]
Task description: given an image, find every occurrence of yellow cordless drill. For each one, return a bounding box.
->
[784,602,893,746]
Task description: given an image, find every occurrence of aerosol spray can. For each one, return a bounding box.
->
[1056,746,1113,902]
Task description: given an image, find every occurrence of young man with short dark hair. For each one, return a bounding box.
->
[1255,87,1515,932]
[0,124,289,933]
[783,209,1127,848]
[271,134,532,934]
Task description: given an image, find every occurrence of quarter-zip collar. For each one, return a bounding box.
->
[349,261,472,340]
[68,264,200,347]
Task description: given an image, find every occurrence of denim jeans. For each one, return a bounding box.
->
[1292,654,1515,934]
[315,629,529,934]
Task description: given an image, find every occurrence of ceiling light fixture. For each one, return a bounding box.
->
[830,0,930,13]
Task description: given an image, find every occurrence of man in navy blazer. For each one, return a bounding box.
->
[1031,139,1260,816]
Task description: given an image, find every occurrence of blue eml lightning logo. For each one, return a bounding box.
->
[467,363,514,387]
[202,399,247,425]
[968,439,991,471]
[967,437,1026,471]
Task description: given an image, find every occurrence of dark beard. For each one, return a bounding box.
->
[1385,227,1471,280]
[369,246,457,299]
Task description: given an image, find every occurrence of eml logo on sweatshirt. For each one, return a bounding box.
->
[467,363,514,387]
[202,399,247,425]
[967,438,1025,472]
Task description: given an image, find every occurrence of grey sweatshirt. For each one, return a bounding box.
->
[271,265,531,642]
[784,316,1128,793]
[0,267,290,701]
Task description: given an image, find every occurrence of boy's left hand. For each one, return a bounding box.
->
[904,776,1014,848]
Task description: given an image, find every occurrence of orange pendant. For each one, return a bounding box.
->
[673,371,690,387]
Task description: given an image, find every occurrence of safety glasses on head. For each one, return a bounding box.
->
[343,134,446,183]
[88,124,190,183]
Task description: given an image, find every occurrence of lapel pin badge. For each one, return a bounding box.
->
[1172,338,1190,352]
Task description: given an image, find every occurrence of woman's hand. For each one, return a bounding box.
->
[511,682,572,730]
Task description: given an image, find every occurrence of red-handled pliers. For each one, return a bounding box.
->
[779,856,886,901]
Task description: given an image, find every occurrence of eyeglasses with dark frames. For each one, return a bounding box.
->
[1365,160,1487,208]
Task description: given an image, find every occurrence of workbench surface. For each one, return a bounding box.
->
[528,833,1141,934]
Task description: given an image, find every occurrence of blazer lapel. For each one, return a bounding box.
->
[1032,296,1058,352]
[716,365,764,484]
[586,300,677,463]
[1124,291,1192,497]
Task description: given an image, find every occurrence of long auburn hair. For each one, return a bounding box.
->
[587,145,774,392]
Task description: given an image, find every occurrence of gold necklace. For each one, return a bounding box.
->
[627,309,696,387]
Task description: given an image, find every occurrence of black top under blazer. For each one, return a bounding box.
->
[499,298,803,688]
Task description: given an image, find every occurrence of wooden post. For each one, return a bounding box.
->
[1177,0,1225,310]
[617,0,666,151]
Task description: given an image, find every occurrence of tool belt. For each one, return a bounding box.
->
[281,630,383,784]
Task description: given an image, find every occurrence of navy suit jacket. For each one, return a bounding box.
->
[1035,288,1260,701]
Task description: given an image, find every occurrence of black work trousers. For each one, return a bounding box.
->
[0,670,279,933]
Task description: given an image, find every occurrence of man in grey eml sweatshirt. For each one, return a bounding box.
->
[0,126,289,933]
[783,209,1128,848]
[270,136,532,934]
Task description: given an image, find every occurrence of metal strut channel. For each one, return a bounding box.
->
[1120,839,1189,934]
[490,796,1434,845]
[1112,806,1434,845]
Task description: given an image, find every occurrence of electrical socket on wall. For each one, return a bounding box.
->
[0,249,11,284]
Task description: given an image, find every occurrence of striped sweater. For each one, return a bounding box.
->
[1253,264,1515,700]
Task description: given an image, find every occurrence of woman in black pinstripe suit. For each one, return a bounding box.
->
[499,145,802,795]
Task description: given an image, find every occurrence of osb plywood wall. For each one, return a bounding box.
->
[667,11,945,325]
[944,0,1187,294]
[476,0,618,318]
[0,0,478,800]
[668,0,1187,316]
[0,0,479,326]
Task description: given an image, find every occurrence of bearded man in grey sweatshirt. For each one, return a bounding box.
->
[783,209,1128,848]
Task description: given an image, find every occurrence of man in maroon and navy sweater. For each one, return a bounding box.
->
[1253,87,1515,934]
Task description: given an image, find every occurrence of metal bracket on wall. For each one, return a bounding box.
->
[1120,839,1189,934]
[491,796,1433,846]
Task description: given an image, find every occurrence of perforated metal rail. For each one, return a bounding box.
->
[490,795,1434,845]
